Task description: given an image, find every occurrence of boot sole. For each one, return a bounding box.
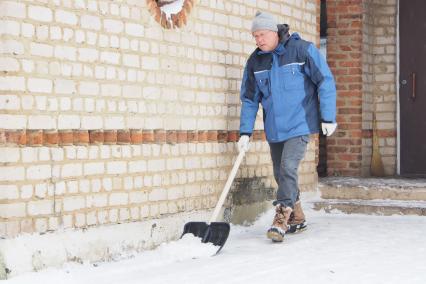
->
[287,222,307,234]
[289,226,307,234]
[267,229,284,242]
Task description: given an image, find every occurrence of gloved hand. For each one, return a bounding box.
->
[321,122,337,136]
[237,135,250,152]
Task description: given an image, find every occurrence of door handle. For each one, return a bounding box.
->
[411,72,416,100]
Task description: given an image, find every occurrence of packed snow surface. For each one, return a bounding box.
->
[321,176,426,189]
[155,233,218,260]
[6,204,426,284]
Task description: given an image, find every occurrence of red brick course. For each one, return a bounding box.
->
[89,131,104,144]
[59,131,73,146]
[154,129,166,144]
[142,130,154,143]
[104,130,117,145]
[117,130,131,144]
[0,129,267,147]
[130,130,143,144]
[43,131,59,146]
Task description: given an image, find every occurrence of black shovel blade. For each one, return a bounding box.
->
[182,222,230,253]
[182,222,209,239]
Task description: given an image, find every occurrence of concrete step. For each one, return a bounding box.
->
[313,199,426,216]
[319,177,426,201]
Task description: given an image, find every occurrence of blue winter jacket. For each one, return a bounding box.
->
[240,25,336,143]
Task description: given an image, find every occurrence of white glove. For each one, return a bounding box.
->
[321,122,337,136]
[237,135,250,152]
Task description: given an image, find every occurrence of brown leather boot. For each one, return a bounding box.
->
[287,200,307,233]
[266,205,292,242]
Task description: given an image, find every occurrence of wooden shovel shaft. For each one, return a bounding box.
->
[209,149,246,223]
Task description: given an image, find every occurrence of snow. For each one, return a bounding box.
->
[0,209,212,277]
[6,201,426,284]
[160,0,185,20]
[321,177,426,189]
[154,234,218,260]
[314,198,426,208]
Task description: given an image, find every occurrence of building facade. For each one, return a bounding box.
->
[2,0,423,278]
[0,0,318,243]
[325,0,425,177]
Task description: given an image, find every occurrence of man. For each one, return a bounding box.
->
[238,11,337,242]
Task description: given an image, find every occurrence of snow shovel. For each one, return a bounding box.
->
[182,149,246,253]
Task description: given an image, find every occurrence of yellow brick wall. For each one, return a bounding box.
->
[0,0,319,238]
[362,0,397,176]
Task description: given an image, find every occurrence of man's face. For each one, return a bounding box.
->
[253,30,279,52]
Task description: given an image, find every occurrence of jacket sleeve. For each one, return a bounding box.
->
[239,64,260,136]
[305,43,336,123]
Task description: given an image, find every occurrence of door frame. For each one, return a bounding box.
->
[396,0,400,175]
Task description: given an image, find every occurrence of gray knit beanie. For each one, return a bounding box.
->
[251,11,278,33]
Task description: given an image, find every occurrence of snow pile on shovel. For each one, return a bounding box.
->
[155,234,218,261]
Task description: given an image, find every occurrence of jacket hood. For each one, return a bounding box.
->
[278,24,290,43]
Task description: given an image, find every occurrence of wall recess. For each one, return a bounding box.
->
[147,0,194,29]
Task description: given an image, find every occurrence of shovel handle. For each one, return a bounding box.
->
[209,149,246,223]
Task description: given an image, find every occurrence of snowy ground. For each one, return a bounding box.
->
[6,204,426,284]
[320,176,426,189]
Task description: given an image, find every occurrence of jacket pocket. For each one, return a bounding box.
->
[254,70,271,98]
[282,64,305,90]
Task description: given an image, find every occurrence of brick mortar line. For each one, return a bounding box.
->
[1,8,316,52]
[0,92,241,107]
[0,196,221,222]
[0,186,225,205]
[0,129,266,147]
[0,152,263,162]
[0,199,217,221]
[2,14,256,46]
[361,129,396,138]
[0,165,275,189]
[0,58,243,81]
[0,187,226,208]
[0,158,270,168]
[0,32,247,60]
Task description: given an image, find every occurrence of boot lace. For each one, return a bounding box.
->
[273,205,290,226]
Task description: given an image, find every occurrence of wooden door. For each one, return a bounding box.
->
[399,0,426,176]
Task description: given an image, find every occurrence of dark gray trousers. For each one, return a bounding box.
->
[269,135,309,209]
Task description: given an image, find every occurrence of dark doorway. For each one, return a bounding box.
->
[317,0,328,177]
[399,0,426,176]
